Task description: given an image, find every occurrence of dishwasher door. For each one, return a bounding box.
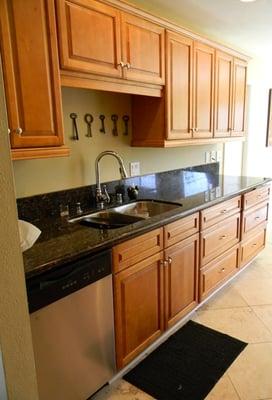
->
[30,274,116,400]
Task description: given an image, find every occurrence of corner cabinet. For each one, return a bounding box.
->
[0,0,69,160]
[56,0,165,91]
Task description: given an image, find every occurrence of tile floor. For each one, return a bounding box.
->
[93,230,272,400]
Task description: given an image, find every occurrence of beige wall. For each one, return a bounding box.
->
[13,87,223,198]
[0,61,39,399]
[243,56,272,177]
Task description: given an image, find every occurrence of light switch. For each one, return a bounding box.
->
[129,162,140,177]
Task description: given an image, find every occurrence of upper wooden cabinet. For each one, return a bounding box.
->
[56,0,123,78]
[0,0,68,160]
[166,31,193,140]
[214,52,247,138]
[232,58,247,136]
[56,0,165,86]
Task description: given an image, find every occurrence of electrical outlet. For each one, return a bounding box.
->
[210,151,217,162]
[205,151,210,164]
[129,162,140,177]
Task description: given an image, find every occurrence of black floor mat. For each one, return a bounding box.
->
[124,320,247,400]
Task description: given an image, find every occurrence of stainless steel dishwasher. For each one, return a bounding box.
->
[27,249,116,400]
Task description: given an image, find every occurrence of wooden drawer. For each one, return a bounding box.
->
[113,228,163,273]
[200,244,240,301]
[201,196,241,230]
[241,201,269,239]
[164,212,199,248]
[240,225,267,267]
[200,213,240,266]
[243,185,270,210]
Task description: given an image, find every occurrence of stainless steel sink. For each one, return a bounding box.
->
[69,200,182,229]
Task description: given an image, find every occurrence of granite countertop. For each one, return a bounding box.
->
[19,166,271,279]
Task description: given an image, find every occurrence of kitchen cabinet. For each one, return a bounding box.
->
[113,215,199,368]
[56,0,165,86]
[232,58,247,136]
[132,31,246,147]
[0,0,68,160]
[193,42,214,138]
[114,251,164,369]
[164,233,199,329]
[214,53,247,138]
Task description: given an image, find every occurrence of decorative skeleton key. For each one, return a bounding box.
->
[122,115,129,135]
[70,113,79,140]
[84,114,93,137]
[111,114,118,136]
[99,115,106,133]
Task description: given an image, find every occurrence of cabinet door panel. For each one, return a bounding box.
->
[165,234,199,328]
[0,0,64,148]
[232,58,247,136]
[166,31,193,139]
[57,0,122,77]
[114,252,164,369]
[214,51,232,137]
[121,13,165,84]
[193,42,214,138]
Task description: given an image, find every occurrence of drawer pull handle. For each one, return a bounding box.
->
[257,195,262,198]
[220,209,228,214]
[220,234,227,240]
[255,216,260,220]
[252,243,257,247]
[167,232,171,239]
[218,268,226,273]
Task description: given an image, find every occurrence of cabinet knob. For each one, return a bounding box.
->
[168,256,172,266]
[220,234,227,240]
[195,128,199,132]
[160,260,168,267]
[8,128,11,135]
[118,61,125,68]
[220,209,227,214]
[15,127,22,135]
[125,62,131,69]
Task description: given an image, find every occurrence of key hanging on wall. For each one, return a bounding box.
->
[70,113,79,140]
[99,115,106,133]
[84,114,93,137]
[111,114,118,136]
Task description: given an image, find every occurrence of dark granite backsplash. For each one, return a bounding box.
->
[17,162,220,223]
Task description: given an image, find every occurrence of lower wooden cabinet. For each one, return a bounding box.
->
[199,244,240,301]
[114,252,164,369]
[240,225,267,267]
[113,231,199,369]
[164,233,199,329]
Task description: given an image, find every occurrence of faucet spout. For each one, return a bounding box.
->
[95,151,128,205]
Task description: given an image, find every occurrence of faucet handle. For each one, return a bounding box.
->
[102,185,110,204]
[127,185,139,200]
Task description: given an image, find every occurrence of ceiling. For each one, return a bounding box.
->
[126,0,272,57]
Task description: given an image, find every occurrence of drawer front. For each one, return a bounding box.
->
[200,213,240,266]
[201,196,241,230]
[243,185,270,210]
[113,228,163,273]
[240,226,267,267]
[200,244,240,300]
[241,202,269,238]
[164,212,199,247]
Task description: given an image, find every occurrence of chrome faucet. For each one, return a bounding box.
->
[95,151,128,207]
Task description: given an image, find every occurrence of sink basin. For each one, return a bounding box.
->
[77,211,144,229]
[69,200,182,229]
[112,200,181,219]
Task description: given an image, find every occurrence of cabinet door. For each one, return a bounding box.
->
[114,252,164,369]
[0,0,64,149]
[56,0,122,78]
[193,42,215,138]
[232,58,247,136]
[166,31,193,140]
[164,234,199,329]
[121,12,165,85]
[214,51,233,137]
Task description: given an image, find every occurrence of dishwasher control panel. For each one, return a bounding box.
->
[26,249,112,313]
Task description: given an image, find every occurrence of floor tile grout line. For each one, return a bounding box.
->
[226,370,243,400]
[249,305,272,336]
